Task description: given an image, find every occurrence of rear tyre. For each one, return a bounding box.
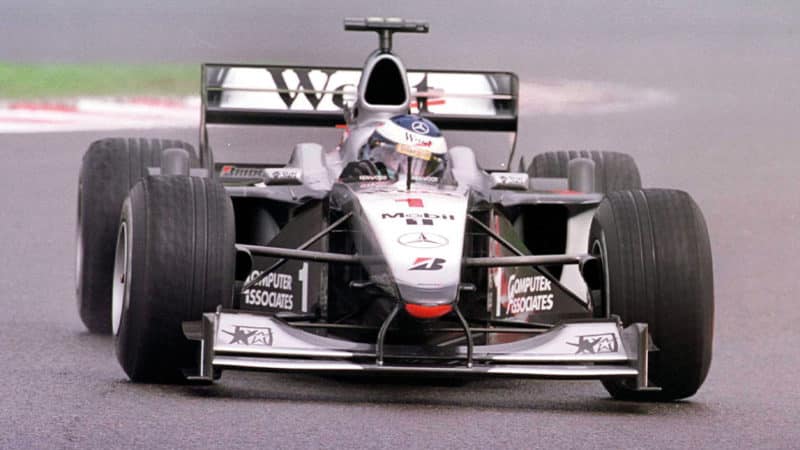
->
[113,176,235,383]
[528,150,641,193]
[591,189,713,401]
[76,138,197,334]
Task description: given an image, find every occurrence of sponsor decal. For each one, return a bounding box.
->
[411,175,439,183]
[241,264,309,312]
[222,325,273,346]
[411,120,431,134]
[243,270,294,310]
[222,69,450,114]
[219,165,266,178]
[567,333,618,354]
[265,68,353,110]
[357,174,390,182]
[397,232,449,249]
[395,198,424,208]
[381,211,455,226]
[504,274,555,315]
[353,181,393,188]
[396,143,433,160]
[409,257,446,271]
[402,133,434,148]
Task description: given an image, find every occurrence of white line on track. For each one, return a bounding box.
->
[0,97,199,133]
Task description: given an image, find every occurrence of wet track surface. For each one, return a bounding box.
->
[2,1,800,448]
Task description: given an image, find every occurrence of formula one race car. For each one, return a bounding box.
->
[76,18,713,401]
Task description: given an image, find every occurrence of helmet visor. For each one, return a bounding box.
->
[370,143,446,180]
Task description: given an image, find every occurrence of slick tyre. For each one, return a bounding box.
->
[113,176,235,383]
[528,151,641,193]
[591,189,713,401]
[76,138,197,334]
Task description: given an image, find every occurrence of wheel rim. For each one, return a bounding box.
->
[111,221,128,335]
[75,181,83,297]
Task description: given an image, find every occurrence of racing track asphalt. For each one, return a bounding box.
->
[2,1,800,448]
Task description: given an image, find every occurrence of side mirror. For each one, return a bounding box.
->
[262,168,303,185]
[489,172,529,190]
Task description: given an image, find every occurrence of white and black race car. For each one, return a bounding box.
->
[76,18,713,401]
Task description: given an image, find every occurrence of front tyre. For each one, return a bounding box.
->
[114,175,235,383]
[591,189,714,401]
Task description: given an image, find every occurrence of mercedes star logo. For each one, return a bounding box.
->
[397,232,448,249]
[411,120,430,134]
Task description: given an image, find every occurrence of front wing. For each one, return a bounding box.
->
[184,310,656,390]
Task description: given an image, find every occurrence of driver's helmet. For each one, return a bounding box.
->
[360,115,448,179]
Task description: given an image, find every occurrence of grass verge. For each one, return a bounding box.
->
[0,63,198,99]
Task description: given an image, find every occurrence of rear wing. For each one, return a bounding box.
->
[200,64,519,170]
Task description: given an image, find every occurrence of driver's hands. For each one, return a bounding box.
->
[339,160,387,181]
[352,160,381,176]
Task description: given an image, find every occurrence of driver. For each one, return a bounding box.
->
[359,114,448,180]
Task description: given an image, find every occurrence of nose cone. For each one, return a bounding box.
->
[353,187,469,307]
[404,303,453,319]
[396,278,458,307]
